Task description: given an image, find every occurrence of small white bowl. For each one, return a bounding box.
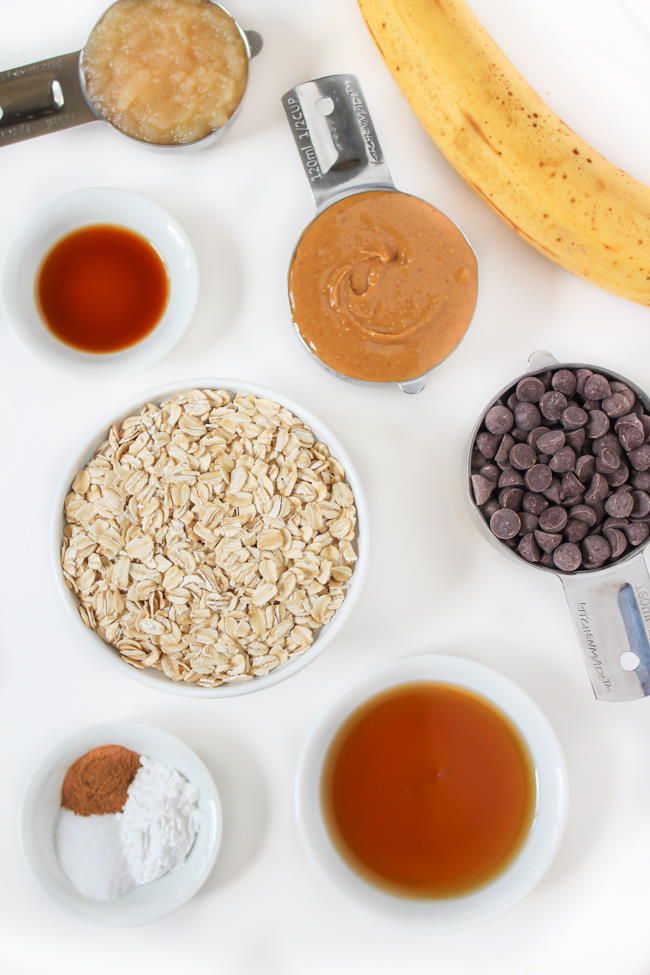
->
[53,378,369,697]
[295,654,567,930]
[2,187,198,372]
[20,721,222,926]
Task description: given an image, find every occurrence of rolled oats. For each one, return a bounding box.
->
[61,389,359,687]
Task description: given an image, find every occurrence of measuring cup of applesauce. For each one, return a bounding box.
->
[468,350,650,703]
[0,0,262,149]
[282,75,478,395]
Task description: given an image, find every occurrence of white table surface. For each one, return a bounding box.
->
[1,1,650,972]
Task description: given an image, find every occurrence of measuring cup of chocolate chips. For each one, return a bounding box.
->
[468,350,650,702]
[0,0,262,150]
[281,75,478,395]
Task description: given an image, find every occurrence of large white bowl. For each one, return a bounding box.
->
[2,187,198,372]
[20,722,222,926]
[295,654,567,930]
[53,379,369,697]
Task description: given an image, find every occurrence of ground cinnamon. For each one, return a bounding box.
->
[61,745,141,816]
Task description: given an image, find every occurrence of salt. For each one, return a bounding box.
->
[55,809,134,901]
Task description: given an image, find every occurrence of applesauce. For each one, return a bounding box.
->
[81,0,248,145]
[289,190,478,384]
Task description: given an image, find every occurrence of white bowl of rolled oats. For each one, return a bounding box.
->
[55,380,367,696]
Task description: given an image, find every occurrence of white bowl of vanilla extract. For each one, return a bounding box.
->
[2,186,198,373]
[295,655,567,929]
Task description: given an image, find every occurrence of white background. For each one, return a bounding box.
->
[1,1,650,972]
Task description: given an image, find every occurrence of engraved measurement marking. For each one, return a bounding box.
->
[285,96,323,182]
[634,586,650,626]
[576,602,612,692]
[343,79,379,163]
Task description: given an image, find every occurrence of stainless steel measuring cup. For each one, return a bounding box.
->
[468,350,650,702]
[0,1,262,149]
[281,74,478,395]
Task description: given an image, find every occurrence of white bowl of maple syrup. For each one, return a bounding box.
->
[296,654,567,929]
[1,186,198,372]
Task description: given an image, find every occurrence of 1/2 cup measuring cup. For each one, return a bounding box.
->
[282,74,478,395]
[469,350,650,702]
[0,0,261,150]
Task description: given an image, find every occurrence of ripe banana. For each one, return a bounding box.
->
[357,0,650,306]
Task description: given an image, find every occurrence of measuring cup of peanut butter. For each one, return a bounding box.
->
[0,0,262,150]
[282,75,478,394]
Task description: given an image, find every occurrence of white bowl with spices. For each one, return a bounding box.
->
[53,379,368,697]
[20,722,222,926]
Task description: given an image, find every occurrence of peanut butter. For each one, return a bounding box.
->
[289,190,478,383]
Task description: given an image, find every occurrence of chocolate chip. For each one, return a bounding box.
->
[602,393,631,418]
[564,518,589,543]
[478,463,499,482]
[593,432,621,455]
[569,504,598,527]
[495,434,515,469]
[575,455,596,483]
[534,529,562,553]
[585,473,610,503]
[596,448,621,474]
[517,533,541,562]
[564,518,589,545]
[610,381,636,410]
[490,508,521,540]
[631,490,650,518]
[553,542,582,572]
[552,369,577,396]
[628,444,650,471]
[586,410,609,439]
[605,463,630,488]
[632,471,650,490]
[561,473,583,499]
[512,428,529,443]
[527,426,551,449]
[603,526,627,559]
[538,505,568,533]
[624,522,650,546]
[540,391,567,422]
[537,430,566,454]
[562,405,589,430]
[605,490,634,518]
[499,487,524,510]
[522,492,549,515]
[510,443,537,470]
[550,446,576,473]
[537,453,551,465]
[641,415,650,440]
[543,478,562,503]
[475,431,500,459]
[566,429,586,452]
[540,552,555,568]
[583,374,611,400]
[574,369,593,396]
[483,498,500,520]
[616,414,645,451]
[582,534,611,564]
[499,467,524,487]
[519,512,539,534]
[485,404,514,435]
[582,399,601,412]
[506,393,518,411]
[514,402,542,431]
[516,377,545,403]
[525,464,552,492]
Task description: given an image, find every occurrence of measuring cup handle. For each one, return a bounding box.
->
[0,51,97,147]
[561,549,650,701]
[281,74,394,211]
